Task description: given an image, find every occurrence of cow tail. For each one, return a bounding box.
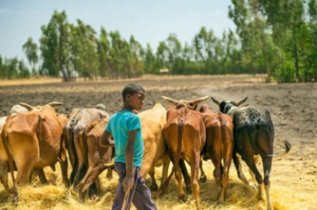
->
[177,108,185,163]
[219,114,227,155]
[2,131,18,197]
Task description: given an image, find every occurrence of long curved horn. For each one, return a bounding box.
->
[162,96,180,105]
[46,101,62,107]
[235,97,248,106]
[188,96,209,105]
[211,97,220,105]
[19,102,33,111]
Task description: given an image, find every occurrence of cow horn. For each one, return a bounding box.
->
[162,96,180,105]
[188,96,209,105]
[235,97,248,106]
[211,97,220,105]
[19,102,33,111]
[46,101,62,107]
[96,104,106,111]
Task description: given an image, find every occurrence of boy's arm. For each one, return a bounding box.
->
[125,130,136,176]
[99,130,114,147]
[122,129,136,193]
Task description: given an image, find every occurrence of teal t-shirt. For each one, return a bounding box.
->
[106,110,144,167]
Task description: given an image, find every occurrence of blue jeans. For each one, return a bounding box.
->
[112,163,157,210]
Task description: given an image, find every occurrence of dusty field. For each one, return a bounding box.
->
[0,74,316,210]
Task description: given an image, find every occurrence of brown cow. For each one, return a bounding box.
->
[160,96,208,210]
[76,117,114,200]
[199,104,234,203]
[1,102,67,202]
[64,105,108,186]
[78,103,169,200]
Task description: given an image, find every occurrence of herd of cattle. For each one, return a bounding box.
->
[0,96,291,210]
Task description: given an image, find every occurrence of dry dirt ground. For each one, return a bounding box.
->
[0,74,316,210]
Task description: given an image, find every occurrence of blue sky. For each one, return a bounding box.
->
[0,0,235,62]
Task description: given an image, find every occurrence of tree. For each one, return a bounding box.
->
[258,0,306,81]
[22,37,38,76]
[70,19,99,79]
[40,10,73,82]
[98,27,111,77]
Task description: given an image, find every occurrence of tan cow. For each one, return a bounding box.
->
[64,105,108,186]
[1,102,67,202]
[160,96,208,210]
[199,104,234,203]
[0,104,35,191]
[139,103,169,190]
[77,103,169,200]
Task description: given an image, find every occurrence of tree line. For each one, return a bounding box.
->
[1,0,316,83]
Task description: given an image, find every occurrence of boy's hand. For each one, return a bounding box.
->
[122,174,134,192]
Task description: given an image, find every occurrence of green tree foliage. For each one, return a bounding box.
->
[0,55,30,79]
[70,20,99,79]
[40,10,73,81]
[22,37,38,76]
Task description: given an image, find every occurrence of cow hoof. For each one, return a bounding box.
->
[178,194,186,203]
[185,185,192,193]
[200,175,207,183]
[11,195,19,206]
[150,183,158,191]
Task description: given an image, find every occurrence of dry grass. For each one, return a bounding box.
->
[0,150,316,210]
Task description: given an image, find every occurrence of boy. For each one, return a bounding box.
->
[100,83,157,210]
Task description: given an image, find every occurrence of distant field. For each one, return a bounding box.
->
[0,74,316,210]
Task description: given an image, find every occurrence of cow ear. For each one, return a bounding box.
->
[162,96,179,105]
[19,102,33,111]
[46,101,62,107]
[235,97,248,106]
[211,97,220,105]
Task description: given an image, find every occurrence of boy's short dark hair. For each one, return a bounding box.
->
[122,84,145,100]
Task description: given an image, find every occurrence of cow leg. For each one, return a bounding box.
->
[199,159,207,183]
[0,161,9,191]
[59,158,69,187]
[148,168,158,191]
[106,168,113,179]
[161,158,170,184]
[233,152,249,185]
[35,168,49,184]
[59,135,69,187]
[179,159,191,193]
[174,158,185,202]
[0,162,10,191]
[191,153,201,210]
[242,155,264,200]
[88,181,99,199]
[262,156,273,210]
[73,134,87,186]
[78,162,108,201]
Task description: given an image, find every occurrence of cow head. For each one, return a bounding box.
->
[211,97,248,113]
[162,96,208,110]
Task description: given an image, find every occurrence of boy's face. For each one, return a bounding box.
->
[127,91,145,111]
